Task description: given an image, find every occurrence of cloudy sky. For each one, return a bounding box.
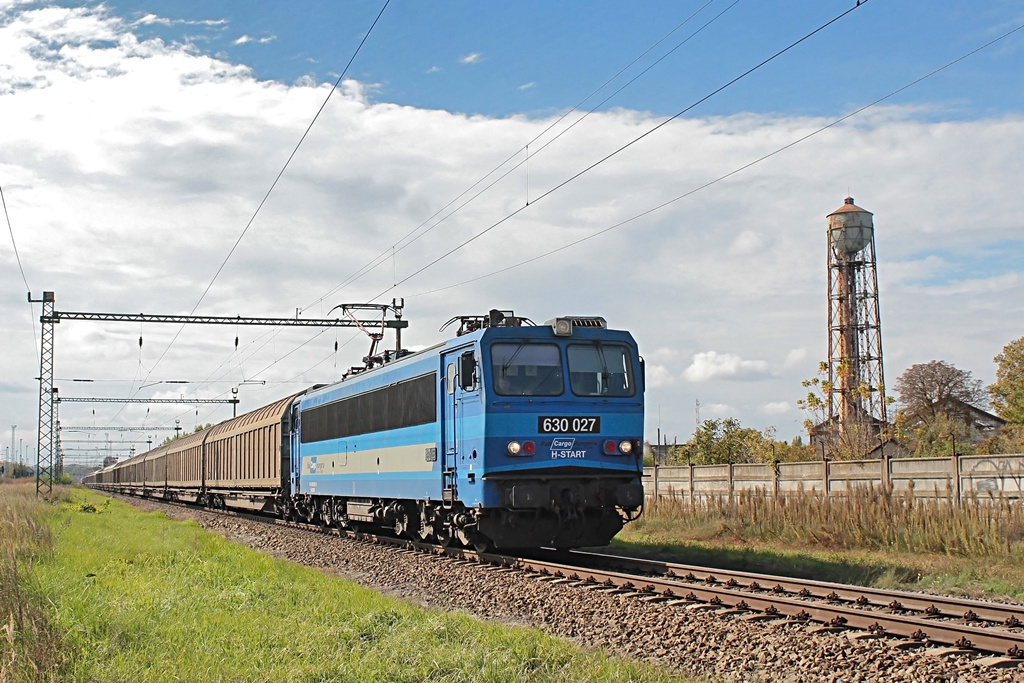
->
[2,0,1023,467]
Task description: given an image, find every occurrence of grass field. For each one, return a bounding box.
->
[617,487,1024,602]
[2,483,684,683]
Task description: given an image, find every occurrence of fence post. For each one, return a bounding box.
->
[882,453,891,492]
[652,464,660,507]
[823,459,830,498]
[728,462,735,504]
[951,453,961,506]
[689,462,695,503]
[772,460,780,499]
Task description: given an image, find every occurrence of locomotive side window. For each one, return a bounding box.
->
[300,372,437,443]
[490,343,563,396]
[567,343,635,397]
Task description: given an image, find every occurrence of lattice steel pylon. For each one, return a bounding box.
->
[31,291,57,497]
[826,198,886,455]
[31,291,407,494]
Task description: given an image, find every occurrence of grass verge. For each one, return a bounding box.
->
[616,488,1024,602]
[1,480,65,682]
[10,486,686,682]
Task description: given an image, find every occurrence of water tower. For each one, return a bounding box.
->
[826,197,886,447]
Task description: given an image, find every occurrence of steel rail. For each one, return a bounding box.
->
[498,553,1024,658]
[541,548,1024,628]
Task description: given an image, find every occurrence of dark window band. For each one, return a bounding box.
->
[300,372,437,444]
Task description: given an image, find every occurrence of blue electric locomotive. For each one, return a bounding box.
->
[291,311,645,549]
[85,310,645,550]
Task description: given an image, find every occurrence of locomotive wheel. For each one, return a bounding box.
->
[434,526,453,547]
[319,499,333,527]
[470,534,491,554]
[393,511,408,537]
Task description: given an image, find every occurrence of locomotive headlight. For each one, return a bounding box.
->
[619,440,633,455]
[507,441,522,455]
[552,318,573,336]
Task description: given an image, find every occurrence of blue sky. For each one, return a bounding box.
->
[59,0,1024,118]
[2,1,1023,464]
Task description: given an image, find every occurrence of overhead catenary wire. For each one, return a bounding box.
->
[126,0,392,403]
[368,0,871,302]
[106,0,864,431]
[176,1,867,420]
[1,183,39,354]
[106,0,392,428]
[408,18,1024,300]
[137,0,740,424]
[301,0,734,313]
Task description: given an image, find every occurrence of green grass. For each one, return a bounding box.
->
[16,487,685,682]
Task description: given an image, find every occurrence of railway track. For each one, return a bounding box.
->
[512,548,1024,661]
[120,494,1024,669]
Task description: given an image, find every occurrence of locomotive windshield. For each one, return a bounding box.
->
[490,343,564,396]
[567,343,635,397]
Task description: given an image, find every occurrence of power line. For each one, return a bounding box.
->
[137,0,739,418]
[1,183,39,354]
[133,0,392,402]
[301,0,736,313]
[408,18,1024,299]
[372,0,871,300]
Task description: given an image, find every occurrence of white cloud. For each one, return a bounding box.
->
[645,364,674,388]
[762,401,791,416]
[459,51,482,64]
[1,3,1022,458]
[783,348,807,368]
[426,65,441,74]
[683,352,770,382]
[646,347,679,363]
[233,34,275,46]
[135,14,226,27]
[728,230,767,255]
[518,82,536,91]
[704,403,734,417]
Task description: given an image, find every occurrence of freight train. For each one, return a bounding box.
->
[84,311,645,550]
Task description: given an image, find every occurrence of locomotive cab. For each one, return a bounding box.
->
[441,315,645,548]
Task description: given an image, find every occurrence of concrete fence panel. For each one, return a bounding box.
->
[644,453,1024,504]
[960,454,1024,499]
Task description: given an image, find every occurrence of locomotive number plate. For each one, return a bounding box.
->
[538,416,600,433]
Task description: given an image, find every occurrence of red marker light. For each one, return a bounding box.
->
[603,440,618,454]
[522,441,535,455]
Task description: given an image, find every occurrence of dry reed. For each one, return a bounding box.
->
[640,484,1024,557]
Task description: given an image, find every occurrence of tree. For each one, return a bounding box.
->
[989,336,1024,424]
[667,418,811,465]
[893,360,986,423]
[797,361,893,460]
[893,411,976,458]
